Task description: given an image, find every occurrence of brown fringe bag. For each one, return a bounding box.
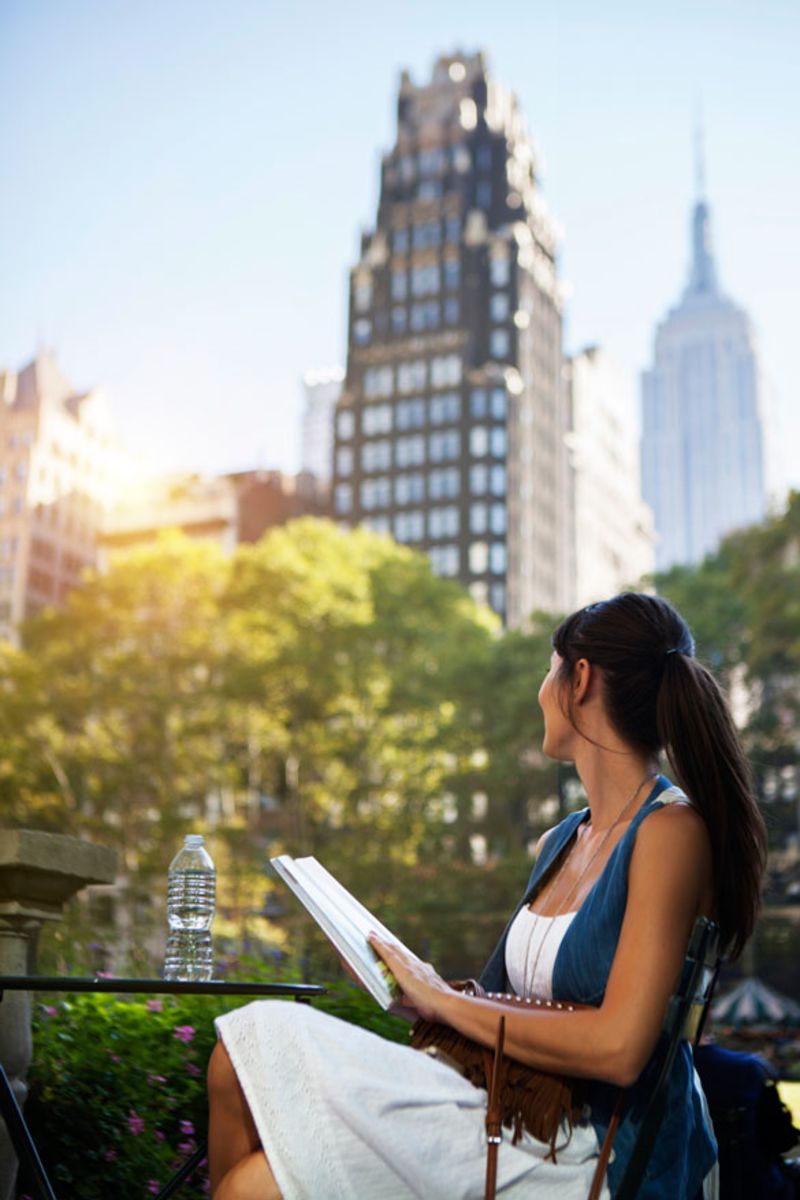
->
[410,979,623,1200]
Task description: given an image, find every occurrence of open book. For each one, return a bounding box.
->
[270,855,405,1009]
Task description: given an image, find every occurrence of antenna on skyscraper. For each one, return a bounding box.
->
[694,99,706,200]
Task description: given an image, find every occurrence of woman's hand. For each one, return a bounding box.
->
[368,934,451,1022]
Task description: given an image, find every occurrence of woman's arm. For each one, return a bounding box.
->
[372,803,712,1088]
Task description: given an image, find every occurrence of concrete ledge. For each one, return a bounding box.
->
[0,830,117,918]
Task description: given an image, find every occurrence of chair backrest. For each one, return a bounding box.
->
[614,915,721,1200]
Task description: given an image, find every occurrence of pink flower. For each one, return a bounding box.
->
[96,970,114,979]
[110,1054,121,1064]
[178,1139,194,1155]
[127,1110,145,1135]
[154,1129,166,1144]
[185,1062,201,1078]
[147,1073,167,1085]
[147,1182,160,1195]
[42,1005,58,1018]
[173,1024,195,1044]
[146,999,163,1013]
[179,1119,194,1136]
[103,1149,118,1163]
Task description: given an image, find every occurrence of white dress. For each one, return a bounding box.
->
[215,911,608,1200]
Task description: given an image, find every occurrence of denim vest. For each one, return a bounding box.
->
[479,775,716,1198]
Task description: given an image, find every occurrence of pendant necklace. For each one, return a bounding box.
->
[522,771,655,996]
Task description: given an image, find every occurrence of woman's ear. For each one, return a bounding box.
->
[573,658,593,705]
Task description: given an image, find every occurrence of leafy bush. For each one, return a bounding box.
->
[21,980,408,1199]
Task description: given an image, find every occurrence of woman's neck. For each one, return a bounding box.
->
[574,750,659,832]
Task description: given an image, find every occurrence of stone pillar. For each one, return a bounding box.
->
[0,830,116,1200]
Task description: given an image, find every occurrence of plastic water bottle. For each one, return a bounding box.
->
[163,834,216,981]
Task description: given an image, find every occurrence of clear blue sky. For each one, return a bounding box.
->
[1,0,798,495]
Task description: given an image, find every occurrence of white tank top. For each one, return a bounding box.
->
[504,908,577,999]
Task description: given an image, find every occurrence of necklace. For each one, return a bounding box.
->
[521,771,655,996]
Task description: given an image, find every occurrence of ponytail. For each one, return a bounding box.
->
[553,592,767,960]
[657,653,766,959]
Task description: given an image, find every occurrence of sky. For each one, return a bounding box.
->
[1,0,798,496]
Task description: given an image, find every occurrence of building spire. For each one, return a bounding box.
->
[686,111,718,298]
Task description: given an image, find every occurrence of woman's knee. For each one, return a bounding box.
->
[208,1040,238,1101]
[214,1149,280,1200]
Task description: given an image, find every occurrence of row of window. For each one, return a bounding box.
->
[339,425,506,475]
[360,485,507,534]
[392,217,462,254]
[338,387,508,441]
[390,259,460,301]
[362,355,462,399]
[360,514,507,573]
[335,464,506,514]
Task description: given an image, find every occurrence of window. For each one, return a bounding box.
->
[490,388,507,419]
[428,506,459,539]
[397,360,427,393]
[490,503,506,534]
[490,583,506,614]
[393,228,409,254]
[391,270,408,300]
[411,264,440,296]
[354,278,372,311]
[470,389,488,418]
[490,254,511,287]
[429,544,460,577]
[413,221,441,249]
[470,542,488,574]
[490,293,509,322]
[353,319,371,345]
[362,440,392,472]
[395,435,426,468]
[430,355,462,388]
[394,510,425,543]
[410,301,439,331]
[398,155,415,182]
[429,430,460,462]
[470,582,489,606]
[361,477,391,509]
[443,298,460,325]
[490,543,507,574]
[362,403,392,436]
[336,446,353,475]
[335,484,352,514]
[391,306,407,334]
[445,216,461,242]
[14,462,27,480]
[363,366,393,398]
[443,259,460,291]
[490,428,507,457]
[490,329,510,359]
[336,410,355,440]
[476,181,492,209]
[396,397,426,430]
[476,145,492,171]
[470,427,489,457]
[418,148,446,176]
[417,180,443,201]
[364,515,391,534]
[470,503,487,534]
[470,464,488,495]
[429,467,460,500]
[490,465,507,496]
[429,392,460,424]
[394,473,425,505]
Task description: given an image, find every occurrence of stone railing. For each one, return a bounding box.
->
[0,829,117,1200]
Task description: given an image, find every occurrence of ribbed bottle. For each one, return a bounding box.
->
[163,834,216,982]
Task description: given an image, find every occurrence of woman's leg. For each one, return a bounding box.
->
[207,1040,282,1198]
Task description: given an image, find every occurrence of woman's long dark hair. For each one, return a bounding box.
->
[552,592,766,960]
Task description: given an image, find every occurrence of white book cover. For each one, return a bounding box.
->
[270,854,405,1009]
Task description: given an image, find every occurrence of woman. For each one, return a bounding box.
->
[207,593,766,1199]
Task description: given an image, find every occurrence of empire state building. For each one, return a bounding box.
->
[641,162,766,570]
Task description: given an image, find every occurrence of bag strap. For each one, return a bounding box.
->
[482,1009,625,1200]
[484,1015,506,1200]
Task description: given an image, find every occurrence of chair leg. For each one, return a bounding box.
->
[0,1062,57,1200]
[152,1143,207,1200]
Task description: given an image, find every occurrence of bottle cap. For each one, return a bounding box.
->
[184,834,204,847]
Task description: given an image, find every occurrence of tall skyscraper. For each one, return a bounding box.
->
[566,347,654,606]
[301,367,343,483]
[0,351,127,640]
[641,155,766,570]
[332,52,571,625]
